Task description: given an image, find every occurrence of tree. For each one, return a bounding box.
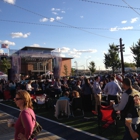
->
[88,61,96,75]
[104,43,121,73]
[71,68,75,76]
[0,58,11,74]
[130,39,140,68]
[124,62,135,68]
[63,64,68,76]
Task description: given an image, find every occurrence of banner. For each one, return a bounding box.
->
[11,56,21,81]
[53,57,62,79]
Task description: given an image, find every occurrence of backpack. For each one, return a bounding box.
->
[121,88,140,120]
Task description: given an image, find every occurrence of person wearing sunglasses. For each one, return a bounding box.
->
[14,90,36,140]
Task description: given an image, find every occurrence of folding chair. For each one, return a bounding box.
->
[35,94,46,109]
[97,105,117,135]
[54,100,71,120]
[71,98,84,117]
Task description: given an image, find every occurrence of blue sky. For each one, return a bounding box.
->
[0,0,140,70]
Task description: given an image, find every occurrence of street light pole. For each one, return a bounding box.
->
[74,61,78,76]
[86,58,91,70]
[80,65,85,76]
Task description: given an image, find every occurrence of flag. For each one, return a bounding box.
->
[1,44,9,48]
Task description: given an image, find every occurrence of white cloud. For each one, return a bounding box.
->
[51,8,55,11]
[60,47,70,53]
[121,20,127,24]
[0,49,4,53]
[51,8,61,11]
[72,48,97,53]
[50,18,55,22]
[110,26,133,31]
[59,54,66,57]
[53,47,97,58]
[52,47,70,53]
[0,40,15,45]
[56,16,63,20]
[121,26,133,30]
[39,18,48,22]
[30,44,40,47]
[61,11,65,13]
[11,32,30,38]
[80,16,84,18]
[52,12,58,15]
[69,51,81,58]
[131,17,139,23]
[4,0,15,4]
[110,27,118,32]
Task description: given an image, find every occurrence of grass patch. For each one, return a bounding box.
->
[1,101,125,140]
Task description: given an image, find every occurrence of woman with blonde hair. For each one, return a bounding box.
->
[14,90,36,140]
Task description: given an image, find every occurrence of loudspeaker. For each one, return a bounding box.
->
[8,69,12,81]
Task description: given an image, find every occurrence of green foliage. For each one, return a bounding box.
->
[71,68,75,76]
[104,43,121,73]
[130,39,140,68]
[0,58,11,74]
[124,62,135,68]
[63,64,68,76]
[88,61,96,75]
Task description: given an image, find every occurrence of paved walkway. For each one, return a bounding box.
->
[0,110,65,140]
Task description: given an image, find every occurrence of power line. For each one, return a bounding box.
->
[0,0,118,40]
[1,19,140,31]
[80,0,140,10]
[122,0,140,16]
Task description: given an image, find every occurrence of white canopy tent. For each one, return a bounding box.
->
[0,71,8,80]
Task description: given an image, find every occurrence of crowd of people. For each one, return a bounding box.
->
[1,72,140,139]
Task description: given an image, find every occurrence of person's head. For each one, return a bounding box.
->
[72,90,80,98]
[84,78,90,85]
[110,76,115,81]
[134,95,140,105]
[95,76,100,82]
[134,81,138,85]
[104,78,109,84]
[14,90,33,109]
[122,78,132,90]
[28,80,32,84]
[64,91,69,97]
[77,80,81,86]
[112,74,116,79]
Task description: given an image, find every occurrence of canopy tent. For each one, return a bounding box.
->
[42,71,53,76]
[0,72,8,80]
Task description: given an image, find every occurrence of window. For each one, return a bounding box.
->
[33,63,43,70]
[33,63,37,70]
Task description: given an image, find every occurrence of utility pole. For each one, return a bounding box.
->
[117,38,125,75]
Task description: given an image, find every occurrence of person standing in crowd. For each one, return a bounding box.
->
[9,80,16,99]
[26,80,34,94]
[133,81,140,92]
[93,76,102,113]
[113,78,140,140]
[14,90,36,140]
[73,80,82,97]
[125,121,140,140]
[104,76,122,104]
[61,77,69,93]
[82,78,93,111]
[53,78,62,98]
[125,95,140,140]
